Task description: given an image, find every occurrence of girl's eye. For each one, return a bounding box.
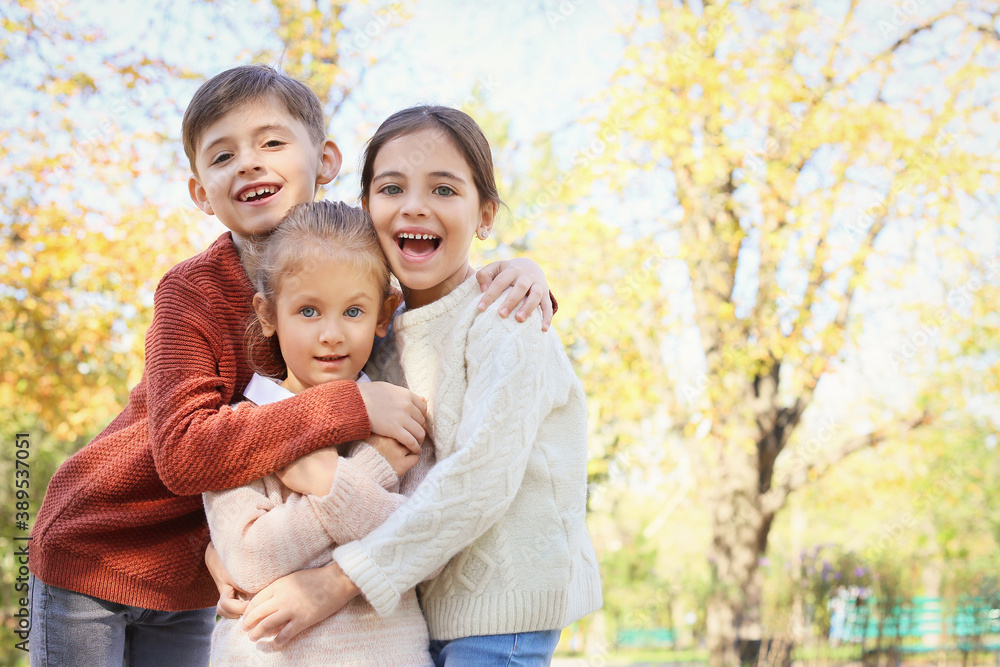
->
[300,307,318,318]
[212,152,233,165]
[380,184,402,196]
[433,185,455,197]
[345,306,363,318]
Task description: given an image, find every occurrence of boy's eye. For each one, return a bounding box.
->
[264,139,284,148]
[212,152,233,165]
[433,185,455,197]
[380,184,402,196]
[345,306,363,318]
[299,307,318,318]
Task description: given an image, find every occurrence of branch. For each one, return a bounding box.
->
[761,410,931,516]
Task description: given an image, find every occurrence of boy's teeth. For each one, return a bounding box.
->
[240,185,276,201]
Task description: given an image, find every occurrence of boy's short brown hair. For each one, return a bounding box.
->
[182,64,326,173]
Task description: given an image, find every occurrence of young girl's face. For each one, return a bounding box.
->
[367,128,494,308]
[257,256,391,393]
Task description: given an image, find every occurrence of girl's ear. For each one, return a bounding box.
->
[375,290,402,338]
[252,293,277,337]
[315,140,343,189]
[188,175,214,216]
[478,201,498,240]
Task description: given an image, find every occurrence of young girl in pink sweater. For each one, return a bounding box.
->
[203,200,435,666]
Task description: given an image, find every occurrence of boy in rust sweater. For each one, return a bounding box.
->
[28,65,550,667]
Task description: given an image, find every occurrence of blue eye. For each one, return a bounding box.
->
[433,185,455,196]
[300,307,318,318]
[345,306,363,318]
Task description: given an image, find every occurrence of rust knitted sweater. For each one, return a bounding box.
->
[29,232,371,611]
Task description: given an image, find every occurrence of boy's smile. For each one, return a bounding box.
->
[188,96,341,251]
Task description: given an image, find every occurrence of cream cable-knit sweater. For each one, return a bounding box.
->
[204,374,434,666]
[334,276,603,641]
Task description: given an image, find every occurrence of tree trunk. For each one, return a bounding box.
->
[706,454,771,667]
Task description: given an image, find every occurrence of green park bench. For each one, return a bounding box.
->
[615,628,676,649]
[833,595,1000,660]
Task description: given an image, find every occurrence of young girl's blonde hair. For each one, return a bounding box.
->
[242,200,393,378]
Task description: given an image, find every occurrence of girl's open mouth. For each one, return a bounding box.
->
[396,232,440,257]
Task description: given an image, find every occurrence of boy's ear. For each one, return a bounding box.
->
[252,293,277,337]
[188,175,215,216]
[315,140,343,189]
[477,201,498,240]
[375,289,402,338]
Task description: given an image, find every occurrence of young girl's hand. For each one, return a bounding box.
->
[206,542,249,619]
[358,382,426,452]
[243,561,360,646]
[476,258,553,331]
[275,447,339,496]
[369,434,420,478]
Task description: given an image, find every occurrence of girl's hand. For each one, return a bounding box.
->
[276,447,339,496]
[476,258,553,331]
[243,562,360,646]
[358,382,426,452]
[206,542,249,619]
[369,434,420,478]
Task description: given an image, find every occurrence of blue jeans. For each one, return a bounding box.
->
[29,575,215,667]
[430,629,562,666]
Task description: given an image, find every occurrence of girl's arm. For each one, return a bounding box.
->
[476,257,557,330]
[244,303,570,644]
[145,272,426,495]
[204,443,407,594]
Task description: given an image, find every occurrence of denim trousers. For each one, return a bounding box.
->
[429,629,562,666]
[29,575,216,667]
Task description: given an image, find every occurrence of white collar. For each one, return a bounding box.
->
[243,371,370,406]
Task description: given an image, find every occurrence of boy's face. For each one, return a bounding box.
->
[188,96,342,248]
[255,257,397,394]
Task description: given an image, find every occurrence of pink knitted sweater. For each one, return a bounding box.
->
[204,374,434,666]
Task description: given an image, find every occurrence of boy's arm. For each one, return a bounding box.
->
[146,273,371,495]
[476,257,557,330]
[204,444,406,594]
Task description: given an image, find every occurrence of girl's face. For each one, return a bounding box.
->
[367,128,495,309]
[255,256,393,394]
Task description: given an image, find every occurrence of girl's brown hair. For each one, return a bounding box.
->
[242,200,392,378]
[359,105,502,213]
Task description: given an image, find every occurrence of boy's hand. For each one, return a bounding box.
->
[243,562,360,646]
[276,447,339,496]
[476,258,553,331]
[369,434,420,478]
[358,382,426,452]
[206,542,249,619]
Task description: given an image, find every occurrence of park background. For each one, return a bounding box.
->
[2,0,999,665]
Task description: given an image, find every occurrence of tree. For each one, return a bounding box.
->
[520,1,1000,664]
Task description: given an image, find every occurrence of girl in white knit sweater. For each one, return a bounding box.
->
[203,201,435,666]
[243,108,603,666]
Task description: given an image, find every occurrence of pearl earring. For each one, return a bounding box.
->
[479,230,489,240]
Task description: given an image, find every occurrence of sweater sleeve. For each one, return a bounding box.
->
[204,445,406,594]
[145,272,371,495]
[333,306,569,617]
